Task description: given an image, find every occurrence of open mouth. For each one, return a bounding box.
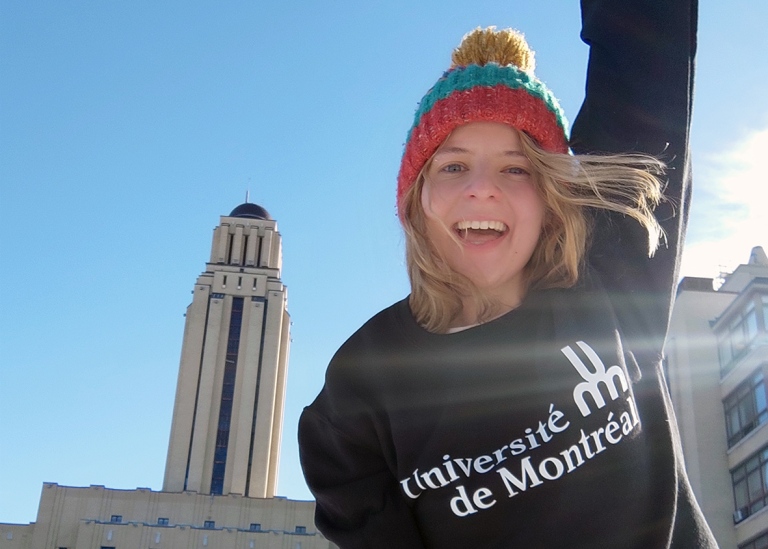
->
[453,220,508,245]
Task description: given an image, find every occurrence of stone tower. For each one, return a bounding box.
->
[163,202,289,498]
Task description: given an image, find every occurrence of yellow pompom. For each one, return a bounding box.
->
[451,27,535,72]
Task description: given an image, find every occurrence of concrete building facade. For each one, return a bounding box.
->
[0,203,335,549]
[667,246,768,549]
[1,484,328,549]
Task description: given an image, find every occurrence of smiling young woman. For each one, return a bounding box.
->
[299,2,716,547]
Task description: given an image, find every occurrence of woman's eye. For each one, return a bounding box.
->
[504,166,530,175]
[440,163,464,173]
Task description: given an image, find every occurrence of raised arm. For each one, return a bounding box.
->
[569,0,698,355]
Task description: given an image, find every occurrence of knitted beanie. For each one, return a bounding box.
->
[397,27,569,218]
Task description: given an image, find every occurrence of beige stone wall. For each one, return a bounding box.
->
[0,524,33,549]
[0,484,336,549]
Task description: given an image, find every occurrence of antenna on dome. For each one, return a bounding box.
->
[245,189,250,204]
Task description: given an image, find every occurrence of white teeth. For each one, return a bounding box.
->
[455,220,507,232]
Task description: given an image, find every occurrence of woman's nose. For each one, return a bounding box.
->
[464,169,499,199]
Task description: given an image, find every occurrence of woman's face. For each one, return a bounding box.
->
[420,121,545,304]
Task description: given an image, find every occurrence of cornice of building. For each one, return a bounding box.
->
[712,277,768,332]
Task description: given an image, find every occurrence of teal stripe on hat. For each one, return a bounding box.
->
[406,64,568,143]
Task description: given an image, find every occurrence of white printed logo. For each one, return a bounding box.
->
[561,341,628,417]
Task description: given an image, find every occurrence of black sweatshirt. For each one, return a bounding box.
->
[299,0,718,547]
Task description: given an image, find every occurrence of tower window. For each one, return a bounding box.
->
[204,520,215,529]
[157,517,169,525]
[226,233,234,264]
[210,297,245,495]
[110,515,122,523]
[249,523,261,531]
[295,526,307,534]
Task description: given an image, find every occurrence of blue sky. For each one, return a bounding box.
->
[1,0,766,524]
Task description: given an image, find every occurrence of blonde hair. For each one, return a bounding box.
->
[401,130,664,333]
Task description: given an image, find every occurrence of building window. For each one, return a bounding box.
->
[762,295,768,326]
[295,526,307,534]
[203,520,215,529]
[249,523,261,531]
[719,335,733,374]
[725,368,768,447]
[720,295,766,377]
[110,515,122,523]
[157,517,169,525]
[740,531,768,549]
[732,445,768,521]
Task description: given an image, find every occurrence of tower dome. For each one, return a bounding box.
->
[229,202,271,220]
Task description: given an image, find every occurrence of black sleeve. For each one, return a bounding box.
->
[569,0,697,357]
[298,368,425,548]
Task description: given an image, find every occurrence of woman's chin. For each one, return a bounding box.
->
[460,271,525,300]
